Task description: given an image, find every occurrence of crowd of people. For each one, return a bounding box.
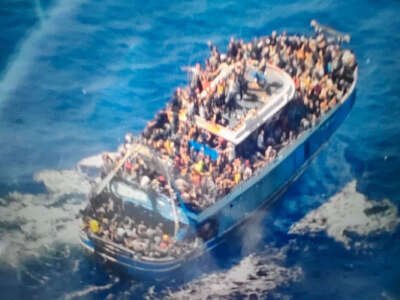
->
[82,30,357,258]
[82,192,198,259]
[109,31,356,211]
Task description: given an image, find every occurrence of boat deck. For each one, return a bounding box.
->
[195,64,295,145]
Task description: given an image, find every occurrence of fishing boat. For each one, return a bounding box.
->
[79,21,358,279]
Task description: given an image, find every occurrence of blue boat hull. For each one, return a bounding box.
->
[208,88,357,237]
[80,83,357,280]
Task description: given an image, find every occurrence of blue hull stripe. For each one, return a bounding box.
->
[80,70,357,278]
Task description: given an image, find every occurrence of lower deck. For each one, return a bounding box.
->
[80,80,356,278]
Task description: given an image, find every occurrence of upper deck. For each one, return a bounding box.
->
[81,24,358,268]
[86,26,357,226]
[195,64,295,145]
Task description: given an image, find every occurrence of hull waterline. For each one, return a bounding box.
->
[79,73,357,279]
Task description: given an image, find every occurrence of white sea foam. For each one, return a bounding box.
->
[63,279,118,300]
[381,290,398,300]
[163,246,303,299]
[0,169,91,267]
[34,169,92,195]
[0,239,10,258]
[77,152,119,172]
[289,180,400,248]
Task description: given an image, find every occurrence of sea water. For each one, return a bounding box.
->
[1,0,400,299]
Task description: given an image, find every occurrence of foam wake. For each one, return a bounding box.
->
[0,168,91,267]
[289,180,400,248]
[63,278,119,300]
[163,246,303,299]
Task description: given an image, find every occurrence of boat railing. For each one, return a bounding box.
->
[84,231,181,263]
[197,67,358,222]
[195,64,295,145]
[131,143,182,238]
[243,69,357,182]
[89,137,183,239]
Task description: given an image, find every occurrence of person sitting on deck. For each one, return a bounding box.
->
[265,145,277,163]
[243,160,253,180]
[254,70,268,92]
[257,129,265,153]
[98,30,357,212]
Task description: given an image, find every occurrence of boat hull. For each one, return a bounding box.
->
[80,83,357,280]
[207,88,357,237]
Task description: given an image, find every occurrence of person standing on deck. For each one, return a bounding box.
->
[226,73,240,115]
[190,63,203,92]
[226,142,236,163]
[257,129,265,152]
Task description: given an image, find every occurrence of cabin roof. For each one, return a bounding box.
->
[195,65,295,145]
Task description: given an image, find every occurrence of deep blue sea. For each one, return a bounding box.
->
[1,0,400,299]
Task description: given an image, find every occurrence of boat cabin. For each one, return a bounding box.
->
[79,25,358,272]
[195,64,295,146]
[100,65,296,244]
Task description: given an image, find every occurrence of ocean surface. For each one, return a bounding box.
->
[1,0,400,299]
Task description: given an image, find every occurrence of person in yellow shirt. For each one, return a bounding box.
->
[234,172,241,184]
[164,140,173,155]
[89,219,99,233]
[194,159,204,173]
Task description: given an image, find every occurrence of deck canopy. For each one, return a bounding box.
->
[196,65,295,145]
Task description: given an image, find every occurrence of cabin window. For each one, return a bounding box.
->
[111,180,149,205]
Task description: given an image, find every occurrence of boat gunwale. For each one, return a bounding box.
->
[196,66,358,223]
[195,64,296,145]
[80,230,205,265]
[79,67,358,269]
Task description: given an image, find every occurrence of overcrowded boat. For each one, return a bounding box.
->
[79,20,358,279]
